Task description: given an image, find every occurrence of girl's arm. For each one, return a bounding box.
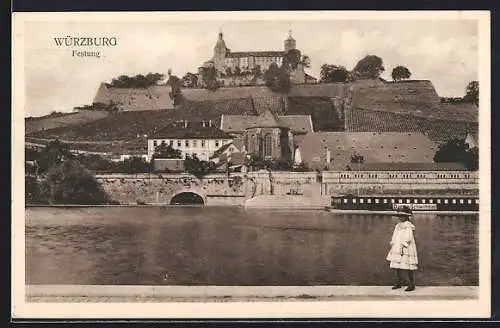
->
[401,227,413,248]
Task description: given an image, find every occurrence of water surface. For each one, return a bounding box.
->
[26,207,478,286]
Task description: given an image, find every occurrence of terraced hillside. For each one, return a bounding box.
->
[25,110,109,134]
[27,99,257,142]
[347,107,478,144]
[288,97,343,131]
[350,80,478,122]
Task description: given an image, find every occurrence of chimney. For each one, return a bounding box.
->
[184,120,188,128]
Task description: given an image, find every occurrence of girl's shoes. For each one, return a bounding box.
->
[404,286,415,292]
[392,284,403,289]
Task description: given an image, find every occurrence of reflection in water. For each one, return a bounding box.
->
[25,207,479,286]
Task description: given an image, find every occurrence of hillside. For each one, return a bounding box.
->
[347,107,478,144]
[25,110,109,134]
[287,97,343,131]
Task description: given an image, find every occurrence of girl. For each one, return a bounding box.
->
[386,206,418,291]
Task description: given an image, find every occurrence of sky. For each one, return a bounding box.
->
[22,18,478,117]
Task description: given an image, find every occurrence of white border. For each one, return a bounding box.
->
[12,10,491,319]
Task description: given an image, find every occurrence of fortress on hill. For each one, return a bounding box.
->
[197,30,317,87]
[31,30,479,169]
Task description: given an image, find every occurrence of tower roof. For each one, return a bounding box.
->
[286,29,295,41]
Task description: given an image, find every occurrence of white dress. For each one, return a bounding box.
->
[386,221,418,270]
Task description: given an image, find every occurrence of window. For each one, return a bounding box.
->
[343,199,348,204]
[161,140,166,145]
[398,199,403,204]
[360,199,364,204]
[352,199,357,204]
[264,133,272,157]
[429,199,433,204]
[169,140,174,147]
[406,199,410,204]
[177,140,181,147]
[367,199,372,204]
[468,199,472,204]
[375,199,380,204]
[153,140,157,147]
[452,199,456,204]
[422,199,426,204]
[185,140,189,147]
[459,199,464,204]
[475,199,479,204]
[414,199,418,204]
[437,199,441,204]
[202,140,206,148]
[215,140,220,148]
[384,199,388,204]
[391,199,395,204]
[193,140,198,147]
[444,199,449,204]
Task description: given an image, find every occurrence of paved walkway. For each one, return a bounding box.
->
[26,285,478,302]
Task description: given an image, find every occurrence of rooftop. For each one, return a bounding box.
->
[297,132,438,170]
[226,51,285,58]
[152,122,233,140]
[221,110,312,133]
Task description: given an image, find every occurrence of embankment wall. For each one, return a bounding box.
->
[95,170,478,206]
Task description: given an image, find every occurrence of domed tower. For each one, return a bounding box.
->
[213,30,228,72]
[284,30,296,53]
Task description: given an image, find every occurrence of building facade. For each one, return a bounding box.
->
[147,121,233,161]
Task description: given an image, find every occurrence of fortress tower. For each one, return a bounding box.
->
[284,30,296,53]
[213,30,228,72]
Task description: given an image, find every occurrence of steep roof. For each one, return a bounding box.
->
[93,83,175,111]
[221,113,312,134]
[297,132,437,170]
[226,51,285,58]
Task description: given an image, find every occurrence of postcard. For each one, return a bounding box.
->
[12,10,491,319]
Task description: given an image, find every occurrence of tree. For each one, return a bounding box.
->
[234,66,242,76]
[320,64,349,83]
[37,140,74,173]
[42,159,110,205]
[391,66,412,81]
[350,153,365,170]
[433,138,478,171]
[282,49,302,71]
[167,70,184,106]
[106,73,165,88]
[201,66,221,91]
[152,143,182,159]
[464,81,479,106]
[300,55,311,69]
[352,55,385,80]
[182,72,198,88]
[264,62,292,94]
[251,65,262,78]
[184,154,217,179]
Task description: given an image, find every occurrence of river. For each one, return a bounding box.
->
[25,207,478,286]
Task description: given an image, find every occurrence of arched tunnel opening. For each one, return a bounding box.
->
[169,192,205,205]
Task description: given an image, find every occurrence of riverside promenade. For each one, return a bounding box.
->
[26,285,478,302]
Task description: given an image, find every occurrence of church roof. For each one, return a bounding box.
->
[226,51,285,58]
[220,112,313,133]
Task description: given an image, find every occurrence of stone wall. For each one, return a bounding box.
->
[95,170,478,206]
[322,170,478,196]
